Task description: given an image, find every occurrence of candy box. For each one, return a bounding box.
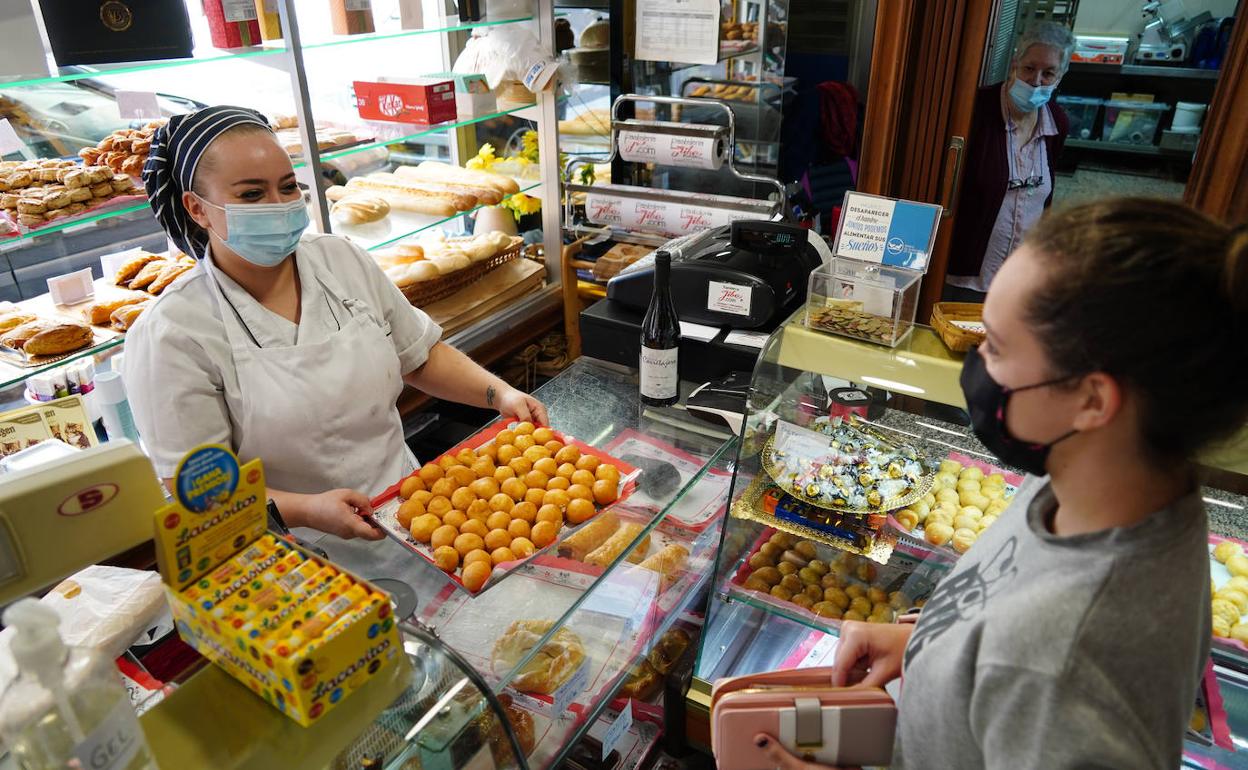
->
[353,78,457,124]
[154,445,402,727]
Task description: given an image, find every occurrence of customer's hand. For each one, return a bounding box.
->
[297,488,383,540]
[496,387,549,426]
[832,620,913,687]
[753,734,858,770]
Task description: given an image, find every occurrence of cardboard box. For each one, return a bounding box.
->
[354,78,457,125]
[425,71,497,118]
[154,445,401,726]
[37,0,194,65]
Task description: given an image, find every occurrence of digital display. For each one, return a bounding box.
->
[770,232,795,245]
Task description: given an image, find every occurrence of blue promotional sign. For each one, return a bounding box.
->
[834,192,942,272]
[173,444,241,513]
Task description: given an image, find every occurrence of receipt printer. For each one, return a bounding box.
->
[606,221,828,330]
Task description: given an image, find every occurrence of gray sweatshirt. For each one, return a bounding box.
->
[893,475,1210,769]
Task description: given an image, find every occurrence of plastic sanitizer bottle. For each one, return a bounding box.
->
[0,600,157,770]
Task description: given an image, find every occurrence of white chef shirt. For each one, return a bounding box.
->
[120,232,442,480]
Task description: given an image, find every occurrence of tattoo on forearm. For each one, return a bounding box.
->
[486,385,497,407]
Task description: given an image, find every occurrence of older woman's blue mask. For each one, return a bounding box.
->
[1009,79,1055,112]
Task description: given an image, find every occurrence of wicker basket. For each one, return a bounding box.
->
[400,239,524,307]
[931,302,986,353]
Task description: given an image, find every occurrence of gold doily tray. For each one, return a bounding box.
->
[731,476,898,565]
[760,434,935,516]
[0,330,111,369]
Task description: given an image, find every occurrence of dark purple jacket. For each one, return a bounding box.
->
[946,84,1068,278]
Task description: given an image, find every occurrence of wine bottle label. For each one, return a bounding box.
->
[72,697,146,770]
[639,346,678,399]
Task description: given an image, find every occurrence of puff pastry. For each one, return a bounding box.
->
[147,261,193,295]
[24,323,93,357]
[110,301,150,331]
[128,260,169,290]
[638,544,689,590]
[83,293,148,325]
[556,510,619,561]
[113,252,163,285]
[490,620,585,695]
[0,311,37,333]
[583,522,647,567]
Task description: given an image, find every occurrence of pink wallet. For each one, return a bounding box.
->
[710,667,897,769]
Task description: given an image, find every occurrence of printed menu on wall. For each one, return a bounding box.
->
[635,0,720,65]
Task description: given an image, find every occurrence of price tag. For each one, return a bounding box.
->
[773,420,830,459]
[222,0,258,21]
[552,661,589,717]
[601,701,634,761]
[115,91,162,121]
[723,330,769,349]
[0,120,24,156]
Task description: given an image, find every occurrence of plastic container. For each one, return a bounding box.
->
[1102,100,1170,145]
[805,259,920,348]
[1172,101,1207,133]
[1055,96,1101,140]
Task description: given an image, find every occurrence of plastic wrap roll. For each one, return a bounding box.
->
[618,130,726,170]
[585,192,744,236]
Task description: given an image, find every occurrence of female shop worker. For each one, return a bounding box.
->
[122,105,547,543]
[944,21,1073,302]
[755,198,1248,769]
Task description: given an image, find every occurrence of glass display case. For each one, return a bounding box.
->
[0,0,563,403]
[688,309,1248,759]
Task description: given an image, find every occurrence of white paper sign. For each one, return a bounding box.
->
[678,321,719,342]
[223,0,259,21]
[836,195,895,264]
[552,661,590,717]
[115,92,162,121]
[773,419,830,459]
[707,280,751,316]
[635,0,720,65]
[834,191,942,272]
[47,268,96,306]
[724,330,769,349]
[602,702,634,760]
[0,120,24,156]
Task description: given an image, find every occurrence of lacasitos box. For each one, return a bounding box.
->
[154,444,401,726]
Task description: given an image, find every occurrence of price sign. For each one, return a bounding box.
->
[116,91,162,121]
[601,701,634,760]
[552,661,589,717]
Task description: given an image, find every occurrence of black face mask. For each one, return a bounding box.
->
[959,346,1079,476]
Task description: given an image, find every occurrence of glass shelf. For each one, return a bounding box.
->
[316,103,541,164]
[0,16,535,91]
[300,15,533,52]
[0,336,125,394]
[6,201,151,244]
[335,179,543,252]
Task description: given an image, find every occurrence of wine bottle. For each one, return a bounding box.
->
[639,250,681,406]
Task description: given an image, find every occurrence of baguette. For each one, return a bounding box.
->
[344,176,476,211]
[396,161,520,196]
[583,522,648,567]
[327,184,457,218]
[556,510,619,561]
[382,171,504,206]
[638,544,689,590]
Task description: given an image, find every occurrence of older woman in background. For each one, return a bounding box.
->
[944,21,1074,302]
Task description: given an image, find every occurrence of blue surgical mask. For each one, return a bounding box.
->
[195,195,309,267]
[1009,78,1055,112]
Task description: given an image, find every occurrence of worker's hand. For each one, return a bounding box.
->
[831,620,913,688]
[753,734,857,770]
[299,488,383,541]
[496,387,549,427]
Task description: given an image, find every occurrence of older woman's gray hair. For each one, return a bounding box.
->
[1014,21,1076,73]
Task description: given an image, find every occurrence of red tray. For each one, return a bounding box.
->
[368,421,639,595]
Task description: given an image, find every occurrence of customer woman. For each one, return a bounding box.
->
[754,198,1248,769]
[943,21,1073,302]
[122,105,546,544]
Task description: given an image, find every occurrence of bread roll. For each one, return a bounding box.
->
[8,321,93,356]
[83,293,148,325]
[397,161,520,195]
[344,176,476,211]
[583,522,647,567]
[556,510,619,561]
[386,261,440,288]
[430,254,470,274]
[375,243,425,266]
[331,195,390,225]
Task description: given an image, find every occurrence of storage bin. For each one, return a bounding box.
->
[1102,100,1170,145]
[805,258,920,348]
[1055,95,1101,140]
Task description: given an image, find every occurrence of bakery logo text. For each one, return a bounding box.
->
[100,0,134,32]
[312,638,393,700]
[175,493,259,548]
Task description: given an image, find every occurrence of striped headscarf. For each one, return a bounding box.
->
[142,106,272,259]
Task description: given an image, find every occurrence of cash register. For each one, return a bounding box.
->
[605,220,830,330]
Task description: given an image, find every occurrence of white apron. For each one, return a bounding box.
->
[204,256,416,499]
